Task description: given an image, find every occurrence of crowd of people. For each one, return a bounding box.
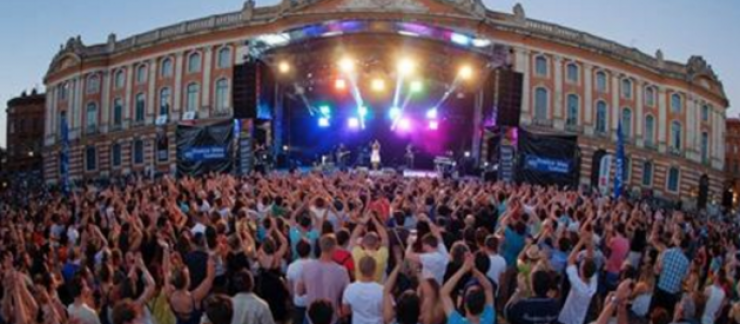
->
[1,170,740,324]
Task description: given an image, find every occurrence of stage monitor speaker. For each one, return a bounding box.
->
[233,61,259,119]
[496,69,524,127]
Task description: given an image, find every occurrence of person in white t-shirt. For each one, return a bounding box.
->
[405,216,449,285]
[702,270,727,324]
[342,256,384,324]
[484,235,507,292]
[558,234,598,324]
[287,239,312,324]
[67,276,102,324]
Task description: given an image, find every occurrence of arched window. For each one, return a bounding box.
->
[566,94,579,126]
[115,69,125,89]
[86,74,100,94]
[111,143,121,167]
[86,146,97,171]
[160,58,173,78]
[641,161,653,186]
[112,98,123,127]
[159,88,171,116]
[217,47,232,69]
[671,93,682,113]
[186,83,199,112]
[215,78,229,111]
[135,93,146,122]
[671,121,682,150]
[644,115,655,146]
[667,166,680,193]
[534,87,548,120]
[136,64,147,84]
[621,108,632,138]
[701,131,709,162]
[535,56,548,77]
[187,52,201,73]
[596,71,607,93]
[702,104,711,122]
[621,79,632,99]
[596,100,607,133]
[86,102,98,131]
[566,63,578,83]
[133,139,144,165]
[645,86,655,106]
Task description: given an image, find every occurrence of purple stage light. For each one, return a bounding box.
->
[398,118,412,131]
[348,117,360,129]
[428,120,439,130]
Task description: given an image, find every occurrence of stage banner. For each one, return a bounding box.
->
[517,129,579,188]
[176,120,234,177]
[598,154,613,196]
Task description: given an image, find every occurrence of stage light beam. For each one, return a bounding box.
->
[335,79,347,90]
[358,106,368,117]
[397,58,416,76]
[338,57,355,73]
[278,61,291,74]
[371,78,386,92]
[389,107,401,119]
[458,65,473,80]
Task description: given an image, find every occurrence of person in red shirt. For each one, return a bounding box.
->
[332,229,356,281]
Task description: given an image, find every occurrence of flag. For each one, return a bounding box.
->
[614,120,625,199]
[60,117,70,195]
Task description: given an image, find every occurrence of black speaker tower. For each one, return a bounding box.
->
[232,60,260,119]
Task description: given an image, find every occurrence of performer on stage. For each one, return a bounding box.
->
[335,143,350,171]
[404,143,415,170]
[371,140,381,170]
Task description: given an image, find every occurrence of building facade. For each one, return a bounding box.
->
[726,118,740,205]
[6,90,45,176]
[42,0,729,203]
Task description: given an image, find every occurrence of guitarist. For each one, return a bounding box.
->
[335,143,350,171]
[404,143,415,170]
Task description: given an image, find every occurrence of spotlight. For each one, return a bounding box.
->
[428,120,439,130]
[318,117,330,127]
[282,145,289,151]
[410,80,423,93]
[389,107,401,119]
[348,117,360,128]
[335,79,347,90]
[358,106,368,117]
[278,61,290,74]
[397,58,416,76]
[319,105,331,116]
[371,78,386,92]
[464,151,471,158]
[458,65,473,80]
[450,33,471,46]
[426,108,438,119]
[338,57,355,73]
[398,118,411,131]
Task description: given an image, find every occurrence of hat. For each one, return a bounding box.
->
[525,245,541,260]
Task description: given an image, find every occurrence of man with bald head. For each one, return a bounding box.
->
[348,213,390,282]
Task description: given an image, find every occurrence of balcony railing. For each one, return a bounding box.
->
[85,125,99,135]
[532,118,554,127]
[132,119,146,127]
[110,123,122,132]
[669,146,684,157]
[212,109,232,118]
[565,124,583,133]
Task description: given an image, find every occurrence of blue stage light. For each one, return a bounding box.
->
[426,108,438,119]
[389,107,401,119]
[318,117,330,127]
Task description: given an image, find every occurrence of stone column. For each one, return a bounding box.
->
[49,87,57,137]
[686,95,696,160]
[147,59,157,125]
[173,53,184,121]
[657,86,667,153]
[553,55,564,130]
[635,80,644,147]
[583,63,593,135]
[124,65,134,128]
[101,71,111,132]
[202,46,213,115]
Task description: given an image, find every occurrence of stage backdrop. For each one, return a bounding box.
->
[517,129,579,188]
[176,120,235,177]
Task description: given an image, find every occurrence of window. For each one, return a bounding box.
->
[701,132,709,162]
[136,65,147,84]
[671,121,682,150]
[86,103,97,131]
[161,58,173,78]
[113,98,123,127]
[215,79,229,111]
[186,83,199,112]
[217,47,232,69]
[645,115,655,146]
[115,69,125,89]
[642,161,653,186]
[159,88,171,115]
[59,111,67,130]
[112,143,121,167]
[187,52,201,73]
[135,93,146,122]
[58,82,69,101]
[534,87,548,120]
[623,157,631,182]
[621,108,632,138]
[621,79,632,99]
[86,74,100,94]
[85,146,97,171]
[645,86,655,106]
[667,167,680,193]
[596,71,607,93]
[535,56,548,77]
[566,63,578,83]
[702,104,710,122]
[596,100,607,133]
[671,93,682,113]
[133,139,144,165]
[566,94,579,126]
